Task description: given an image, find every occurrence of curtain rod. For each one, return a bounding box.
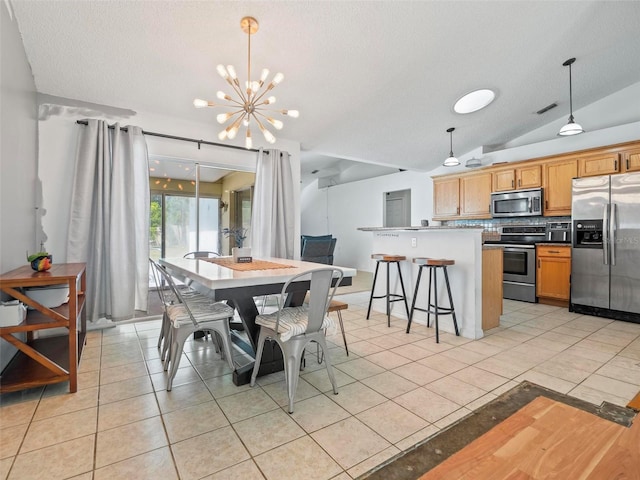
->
[75,119,262,153]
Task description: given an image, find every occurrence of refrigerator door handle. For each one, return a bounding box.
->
[610,203,617,266]
[603,204,609,265]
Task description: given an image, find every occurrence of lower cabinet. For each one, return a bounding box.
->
[536,245,571,306]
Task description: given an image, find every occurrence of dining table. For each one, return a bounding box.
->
[159,256,356,385]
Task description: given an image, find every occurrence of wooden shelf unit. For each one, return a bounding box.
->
[0,263,86,393]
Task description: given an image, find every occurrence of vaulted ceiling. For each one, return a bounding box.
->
[12,1,640,184]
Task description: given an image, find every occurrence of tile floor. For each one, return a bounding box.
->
[1,295,640,479]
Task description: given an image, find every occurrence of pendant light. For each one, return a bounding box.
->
[443,127,460,167]
[558,57,584,136]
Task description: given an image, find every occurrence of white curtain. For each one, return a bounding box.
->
[250,149,295,259]
[67,120,150,322]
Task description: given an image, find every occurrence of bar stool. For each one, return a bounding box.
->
[407,258,460,343]
[318,299,349,364]
[366,254,410,327]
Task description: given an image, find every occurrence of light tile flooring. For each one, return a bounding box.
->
[1,295,640,479]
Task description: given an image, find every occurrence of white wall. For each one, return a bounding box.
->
[0,1,38,367]
[37,106,301,262]
[302,170,433,271]
[302,84,640,273]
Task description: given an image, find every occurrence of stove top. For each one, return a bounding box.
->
[485,225,546,245]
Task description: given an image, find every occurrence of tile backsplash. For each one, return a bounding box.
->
[442,216,571,234]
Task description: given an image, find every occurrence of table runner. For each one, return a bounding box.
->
[203,258,296,271]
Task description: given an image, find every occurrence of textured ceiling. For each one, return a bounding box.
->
[11,1,640,184]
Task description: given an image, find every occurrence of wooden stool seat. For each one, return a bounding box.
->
[413,258,455,267]
[372,254,406,262]
[327,300,348,312]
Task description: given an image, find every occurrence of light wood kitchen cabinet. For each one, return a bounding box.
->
[543,159,577,216]
[578,153,621,177]
[623,147,640,172]
[493,164,541,192]
[536,245,571,306]
[482,247,503,330]
[433,176,460,219]
[460,172,492,218]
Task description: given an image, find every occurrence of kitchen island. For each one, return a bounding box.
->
[358,226,502,339]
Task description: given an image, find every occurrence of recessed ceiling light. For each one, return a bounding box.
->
[454,89,496,114]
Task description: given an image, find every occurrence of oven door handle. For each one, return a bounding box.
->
[501,244,536,249]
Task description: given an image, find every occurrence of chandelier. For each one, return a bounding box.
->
[193,16,298,149]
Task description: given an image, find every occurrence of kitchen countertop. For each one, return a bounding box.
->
[358,226,484,231]
[536,242,572,247]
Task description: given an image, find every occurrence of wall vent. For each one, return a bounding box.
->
[536,102,558,115]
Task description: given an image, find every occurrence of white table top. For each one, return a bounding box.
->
[159,257,356,291]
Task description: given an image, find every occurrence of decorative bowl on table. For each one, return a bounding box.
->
[29,254,52,272]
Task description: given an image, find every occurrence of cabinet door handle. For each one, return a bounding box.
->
[456,206,459,215]
[545,200,548,210]
[614,159,618,171]
[627,158,630,170]
[548,250,560,254]
[537,259,540,268]
[511,180,514,188]
[518,178,521,187]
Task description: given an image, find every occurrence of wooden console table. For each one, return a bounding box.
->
[0,263,86,393]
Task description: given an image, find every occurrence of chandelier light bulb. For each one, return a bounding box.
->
[216,64,228,79]
[194,17,297,149]
[216,113,232,124]
[193,98,212,108]
[266,118,283,130]
[264,130,276,143]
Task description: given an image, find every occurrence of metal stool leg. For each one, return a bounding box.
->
[386,262,391,327]
[366,261,380,320]
[407,265,423,333]
[426,267,433,328]
[396,261,410,320]
[433,267,440,343]
[337,310,348,356]
[443,266,460,336]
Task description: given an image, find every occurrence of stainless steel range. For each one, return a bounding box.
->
[485,225,546,303]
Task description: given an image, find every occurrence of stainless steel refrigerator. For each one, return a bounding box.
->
[571,172,640,322]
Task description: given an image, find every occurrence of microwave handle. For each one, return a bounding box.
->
[528,198,532,213]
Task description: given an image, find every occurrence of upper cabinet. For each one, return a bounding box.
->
[433,173,492,220]
[543,159,577,216]
[432,140,640,220]
[493,164,541,192]
[623,147,640,172]
[578,153,621,177]
[460,173,492,218]
[433,176,460,219]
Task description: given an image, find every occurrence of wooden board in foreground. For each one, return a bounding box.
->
[419,396,640,480]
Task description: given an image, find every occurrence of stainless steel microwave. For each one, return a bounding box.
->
[491,188,543,218]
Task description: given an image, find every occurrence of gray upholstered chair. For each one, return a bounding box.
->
[301,235,336,264]
[250,267,344,413]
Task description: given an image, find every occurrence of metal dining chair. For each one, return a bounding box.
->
[183,251,221,259]
[250,267,344,413]
[151,259,236,390]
